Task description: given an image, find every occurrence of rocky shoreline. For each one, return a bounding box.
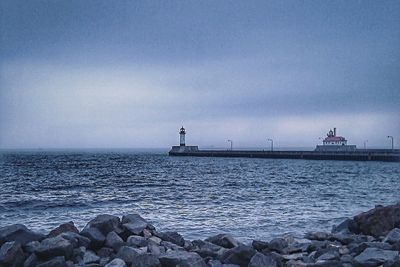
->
[1,204,400,267]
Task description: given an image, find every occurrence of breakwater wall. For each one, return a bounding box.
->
[169,149,400,162]
[1,204,400,266]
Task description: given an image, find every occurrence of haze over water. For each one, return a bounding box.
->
[1,150,399,242]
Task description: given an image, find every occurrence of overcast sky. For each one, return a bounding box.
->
[1,0,399,149]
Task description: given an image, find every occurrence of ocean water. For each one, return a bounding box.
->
[0,150,399,242]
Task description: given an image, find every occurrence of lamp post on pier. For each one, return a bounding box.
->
[267,138,273,152]
[387,136,394,150]
[363,140,368,150]
[227,139,233,151]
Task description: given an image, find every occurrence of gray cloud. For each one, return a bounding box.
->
[1,1,399,149]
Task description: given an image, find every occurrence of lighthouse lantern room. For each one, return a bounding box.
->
[179,126,186,146]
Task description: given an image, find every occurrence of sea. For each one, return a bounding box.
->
[1,149,399,242]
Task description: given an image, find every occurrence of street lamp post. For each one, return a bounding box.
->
[387,136,394,150]
[363,140,368,150]
[267,138,273,152]
[227,139,233,151]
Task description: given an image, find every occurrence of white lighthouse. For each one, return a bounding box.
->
[179,126,186,146]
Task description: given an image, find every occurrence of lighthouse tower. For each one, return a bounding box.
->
[179,126,186,146]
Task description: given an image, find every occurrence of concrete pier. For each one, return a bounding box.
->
[169,148,400,162]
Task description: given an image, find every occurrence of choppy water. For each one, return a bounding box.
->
[0,150,399,242]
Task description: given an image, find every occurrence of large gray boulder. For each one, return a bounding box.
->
[349,241,393,255]
[23,253,38,267]
[155,231,185,247]
[47,222,79,238]
[205,234,238,249]
[115,245,143,264]
[331,218,358,235]
[353,204,400,237]
[384,228,400,244]
[80,227,106,249]
[161,241,186,251]
[121,214,154,236]
[191,239,225,258]
[0,224,44,246]
[23,240,40,253]
[36,256,67,267]
[104,258,127,267]
[159,251,207,267]
[268,238,288,253]
[353,247,399,266]
[105,231,124,251]
[60,232,90,248]
[35,235,73,260]
[83,214,122,236]
[219,244,256,267]
[248,252,278,267]
[127,235,148,248]
[251,240,269,251]
[0,241,25,266]
[83,250,100,264]
[131,253,161,267]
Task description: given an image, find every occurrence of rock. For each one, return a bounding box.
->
[158,251,207,267]
[353,247,399,266]
[149,236,162,245]
[248,252,278,267]
[219,244,256,267]
[83,214,122,236]
[350,241,393,255]
[286,242,307,254]
[36,256,67,267]
[161,240,186,251]
[191,239,224,258]
[281,253,304,261]
[338,246,349,255]
[116,245,143,264]
[155,231,185,247]
[23,253,38,267]
[127,235,148,247]
[81,227,106,249]
[268,238,288,253]
[208,259,223,267]
[317,250,340,261]
[35,235,73,260]
[353,204,400,237]
[313,260,342,267]
[97,247,115,258]
[105,231,124,251]
[143,229,153,238]
[47,222,79,238]
[83,250,100,264]
[23,240,40,253]
[340,254,353,263]
[0,241,25,266]
[60,232,91,248]
[330,233,355,245]
[252,240,269,251]
[385,229,400,244]
[148,243,165,255]
[121,214,154,236]
[131,253,161,267]
[104,258,127,267]
[305,232,331,241]
[206,234,238,249]
[0,224,44,246]
[332,218,358,235]
[71,246,85,263]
